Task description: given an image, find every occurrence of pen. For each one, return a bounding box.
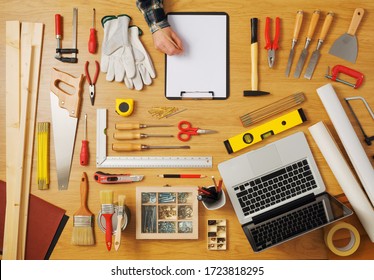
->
[158,174,206,178]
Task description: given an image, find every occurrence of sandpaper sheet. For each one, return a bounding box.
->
[0,181,68,259]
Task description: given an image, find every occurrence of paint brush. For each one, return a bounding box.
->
[114,195,126,251]
[100,190,114,251]
[72,172,95,245]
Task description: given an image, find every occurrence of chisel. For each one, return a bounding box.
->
[304,12,334,79]
[113,132,173,140]
[285,10,303,77]
[112,143,190,152]
[115,122,173,130]
[294,10,320,78]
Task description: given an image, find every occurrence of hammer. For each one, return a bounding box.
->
[244,18,270,96]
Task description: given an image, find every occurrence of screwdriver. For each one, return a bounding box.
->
[113,132,174,140]
[112,143,190,152]
[115,122,173,130]
[88,8,97,54]
[80,114,89,166]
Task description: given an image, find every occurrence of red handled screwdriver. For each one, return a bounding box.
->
[88,8,97,54]
[80,114,89,166]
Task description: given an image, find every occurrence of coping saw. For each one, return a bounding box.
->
[50,68,84,190]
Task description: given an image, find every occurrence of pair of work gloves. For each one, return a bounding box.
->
[101,14,156,90]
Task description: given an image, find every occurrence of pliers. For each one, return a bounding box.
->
[85,60,100,105]
[265,17,280,68]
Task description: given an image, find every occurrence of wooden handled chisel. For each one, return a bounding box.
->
[294,10,320,78]
[304,12,334,79]
[285,10,303,77]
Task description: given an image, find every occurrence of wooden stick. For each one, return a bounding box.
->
[4,20,21,260]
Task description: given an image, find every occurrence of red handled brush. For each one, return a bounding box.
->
[100,190,114,251]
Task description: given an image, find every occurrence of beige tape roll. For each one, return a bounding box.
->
[324,222,360,257]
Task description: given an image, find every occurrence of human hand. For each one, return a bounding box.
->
[152,26,183,55]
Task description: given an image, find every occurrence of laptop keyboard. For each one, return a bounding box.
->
[234,159,318,216]
[249,200,328,251]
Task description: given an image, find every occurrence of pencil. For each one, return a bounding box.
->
[100,190,114,251]
[114,195,126,251]
[71,172,95,245]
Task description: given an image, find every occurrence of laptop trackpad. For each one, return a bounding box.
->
[247,144,283,177]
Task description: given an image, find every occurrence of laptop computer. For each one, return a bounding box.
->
[218,132,353,252]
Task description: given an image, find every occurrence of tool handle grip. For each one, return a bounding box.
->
[250,18,258,91]
[88,28,97,54]
[307,10,321,39]
[112,143,143,151]
[113,132,142,140]
[273,17,280,50]
[103,214,113,251]
[319,12,334,41]
[50,68,84,118]
[114,216,122,251]
[250,18,258,44]
[264,17,271,49]
[293,10,304,40]
[348,8,364,36]
[55,14,62,37]
[80,140,89,165]
[80,172,89,210]
[115,123,142,130]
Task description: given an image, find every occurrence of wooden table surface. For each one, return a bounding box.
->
[1,0,374,260]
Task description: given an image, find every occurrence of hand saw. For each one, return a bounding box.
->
[50,68,84,190]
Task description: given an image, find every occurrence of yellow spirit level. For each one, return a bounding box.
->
[224,108,307,154]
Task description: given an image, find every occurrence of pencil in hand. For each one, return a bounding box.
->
[100,190,114,251]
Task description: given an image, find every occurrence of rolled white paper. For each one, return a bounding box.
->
[309,121,374,242]
[317,83,374,207]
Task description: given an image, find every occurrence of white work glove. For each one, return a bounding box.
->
[124,26,156,90]
[101,15,136,82]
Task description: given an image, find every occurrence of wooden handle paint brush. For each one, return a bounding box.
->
[72,172,94,245]
[100,190,114,251]
[114,195,126,251]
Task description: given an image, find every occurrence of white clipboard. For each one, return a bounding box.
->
[165,12,229,100]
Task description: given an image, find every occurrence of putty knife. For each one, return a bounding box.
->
[328,8,364,63]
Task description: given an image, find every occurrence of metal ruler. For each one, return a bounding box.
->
[96,109,213,168]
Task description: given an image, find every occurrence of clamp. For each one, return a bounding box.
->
[325,65,364,89]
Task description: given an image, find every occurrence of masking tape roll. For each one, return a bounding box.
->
[324,222,360,257]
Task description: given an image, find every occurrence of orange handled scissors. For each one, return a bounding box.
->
[177,121,217,142]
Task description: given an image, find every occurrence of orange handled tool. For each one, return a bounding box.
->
[80,114,89,166]
[88,8,97,54]
[55,14,62,50]
[325,65,364,89]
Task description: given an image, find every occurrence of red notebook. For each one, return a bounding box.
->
[0,181,68,259]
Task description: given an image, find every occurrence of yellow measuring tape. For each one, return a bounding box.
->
[224,109,307,154]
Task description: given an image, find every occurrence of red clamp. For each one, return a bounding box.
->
[326,65,364,89]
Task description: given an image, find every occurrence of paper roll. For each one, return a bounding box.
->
[316,83,374,207]
[324,222,360,257]
[309,121,374,242]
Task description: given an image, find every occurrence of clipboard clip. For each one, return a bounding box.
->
[180,91,214,100]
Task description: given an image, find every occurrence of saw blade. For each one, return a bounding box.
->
[50,92,78,190]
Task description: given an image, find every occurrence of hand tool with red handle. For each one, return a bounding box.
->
[88,8,98,54]
[80,114,89,166]
[55,8,78,63]
[85,60,100,105]
[264,17,280,68]
[100,190,114,251]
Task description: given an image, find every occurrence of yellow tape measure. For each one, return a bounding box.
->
[224,108,307,154]
[115,98,134,117]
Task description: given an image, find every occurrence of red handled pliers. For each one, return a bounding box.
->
[85,60,100,106]
[265,17,280,68]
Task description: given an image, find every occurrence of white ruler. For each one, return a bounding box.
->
[96,109,213,168]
